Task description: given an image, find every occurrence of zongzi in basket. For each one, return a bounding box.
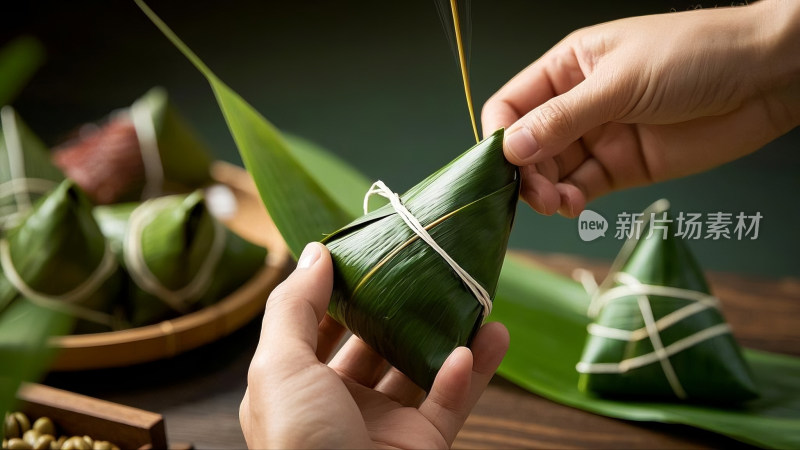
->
[0,179,124,333]
[323,129,519,390]
[575,200,757,403]
[0,107,64,230]
[94,190,267,327]
[53,87,213,204]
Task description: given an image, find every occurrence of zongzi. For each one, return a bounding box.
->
[94,190,267,326]
[323,129,519,390]
[0,179,124,333]
[0,107,64,230]
[53,87,213,204]
[576,200,757,403]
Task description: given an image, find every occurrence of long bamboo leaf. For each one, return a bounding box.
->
[493,255,800,449]
[281,133,372,219]
[137,4,800,447]
[135,0,352,258]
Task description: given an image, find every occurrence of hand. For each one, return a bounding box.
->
[482,0,800,217]
[240,242,509,449]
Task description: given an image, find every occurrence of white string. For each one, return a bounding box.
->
[0,178,58,200]
[130,100,165,200]
[574,269,731,396]
[621,272,687,399]
[576,323,731,374]
[591,282,718,317]
[573,199,733,397]
[0,239,118,326]
[588,301,717,342]
[0,178,59,228]
[124,195,227,313]
[1,107,39,229]
[362,180,492,319]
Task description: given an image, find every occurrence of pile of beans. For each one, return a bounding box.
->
[3,412,119,450]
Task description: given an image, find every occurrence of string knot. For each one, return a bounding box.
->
[363,180,492,320]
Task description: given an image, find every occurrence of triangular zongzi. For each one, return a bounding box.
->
[94,190,267,326]
[323,129,519,390]
[0,107,65,230]
[576,200,757,403]
[53,87,213,204]
[0,179,123,333]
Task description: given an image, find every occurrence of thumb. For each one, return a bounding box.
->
[504,76,610,165]
[252,242,333,370]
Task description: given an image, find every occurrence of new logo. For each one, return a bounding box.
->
[578,209,608,242]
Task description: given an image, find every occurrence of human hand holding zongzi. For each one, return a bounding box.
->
[240,242,509,449]
[482,0,800,217]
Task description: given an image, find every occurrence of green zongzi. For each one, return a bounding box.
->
[576,200,757,403]
[0,179,123,334]
[323,129,519,390]
[53,87,213,204]
[94,190,267,326]
[0,107,64,230]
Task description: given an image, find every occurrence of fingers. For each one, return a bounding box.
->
[419,322,510,446]
[504,76,611,166]
[329,334,389,387]
[419,347,474,446]
[375,367,426,407]
[463,322,510,412]
[519,166,560,216]
[518,140,590,216]
[316,313,346,363]
[251,242,333,373]
[481,42,587,137]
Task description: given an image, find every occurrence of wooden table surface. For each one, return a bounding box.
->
[43,251,800,449]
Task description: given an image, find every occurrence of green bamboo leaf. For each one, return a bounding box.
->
[323,131,518,389]
[93,191,267,327]
[135,0,353,258]
[493,255,800,450]
[281,133,372,219]
[0,36,45,107]
[0,107,65,231]
[0,301,72,426]
[577,207,756,403]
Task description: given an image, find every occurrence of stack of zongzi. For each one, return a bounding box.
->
[324,129,519,390]
[576,200,757,403]
[0,89,266,334]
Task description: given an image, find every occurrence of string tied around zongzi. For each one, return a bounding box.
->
[362,180,492,320]
[130,94,165,200]
[574,268,731,400]
[0,238,119,327]
[124,195,228,313]
[0,107,61,228]
[572,199,737,401]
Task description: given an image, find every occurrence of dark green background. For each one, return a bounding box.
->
[4,1,798,277]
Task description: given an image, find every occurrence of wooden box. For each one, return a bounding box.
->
[15,383,189,450]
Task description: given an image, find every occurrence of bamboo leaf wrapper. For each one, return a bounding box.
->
[0,180,123,333]
[576,204,757,403]
[323,130,519,389]
[0,107,64,230]
[94,191,267,327]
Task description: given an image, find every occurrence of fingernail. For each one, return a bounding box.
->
[297,243,321,269]
[505,128,539,163]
